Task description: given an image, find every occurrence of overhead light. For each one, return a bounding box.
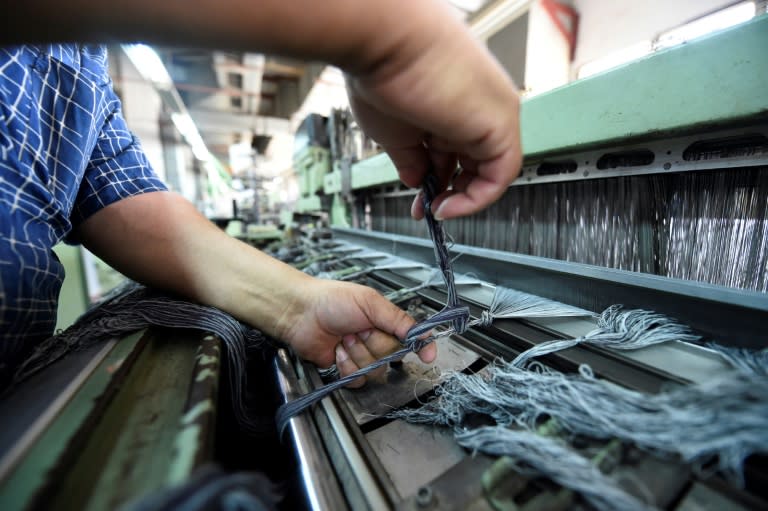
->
[470,0,531,40]
[447,0,486,12]
[655,1,756,50]
[171,112,211,161]
[122,44,173,88]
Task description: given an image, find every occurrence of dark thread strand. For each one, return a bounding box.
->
[276,172,470,432]
[11,282,270,432]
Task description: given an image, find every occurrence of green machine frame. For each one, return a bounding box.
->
[336,14,768,221]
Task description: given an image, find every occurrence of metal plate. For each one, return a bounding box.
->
[366,420,465,500]
[338,337,480,426]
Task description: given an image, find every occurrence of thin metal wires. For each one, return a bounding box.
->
[367,167,768,291]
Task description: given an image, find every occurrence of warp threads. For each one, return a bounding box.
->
[457,427,655,511]
[12,282,270,433]
[475,286,594,326]
[393,362,768,485]
[369,168,768,292]
[510,305,701,368]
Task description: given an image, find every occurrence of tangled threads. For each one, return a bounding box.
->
[456,427,655,511]
[705,342,768,377]
[393,362,768,485]
[510,306,701,368]
[12,282,270,432]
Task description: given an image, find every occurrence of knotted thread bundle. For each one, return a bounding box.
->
[12,282,270,432]
[509,305,701,368]
[276,174,471,432]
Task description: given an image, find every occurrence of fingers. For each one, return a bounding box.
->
[386,145,430,189]
[335,337,367,388]
[417,341,437,364]
[336,330,402,387]
[432,147,522,220]
[357,286,416,341]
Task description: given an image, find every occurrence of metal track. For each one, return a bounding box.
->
[332,227,768,349]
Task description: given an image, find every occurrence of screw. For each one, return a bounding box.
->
[416,486,434,508]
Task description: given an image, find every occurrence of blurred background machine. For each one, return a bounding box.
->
[1,3,767,511]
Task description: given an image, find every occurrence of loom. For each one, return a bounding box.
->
[1,16,767,511]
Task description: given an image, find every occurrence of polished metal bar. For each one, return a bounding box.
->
[273,350,348,511]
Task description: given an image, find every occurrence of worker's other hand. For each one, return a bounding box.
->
[345,0,522,221]
[276,278,436,388]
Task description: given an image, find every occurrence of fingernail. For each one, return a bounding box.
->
[433,203,445,221]
[336,344,349,363]
[342,334,357,349]
[358,330,372,341]
[411,193,422,218]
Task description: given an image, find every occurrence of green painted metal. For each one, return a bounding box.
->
[522,15,768,157]
[296,195,322,213]
[167,336,221,485]
[0,332,145,511]
[295,146,331,197]
[53,244,90,332]
[324,169,343,194]
[350,152,398,190]
[330,193,351,227]
[348,16,768,187]
[56,331,203,511]
[0,330,220,511]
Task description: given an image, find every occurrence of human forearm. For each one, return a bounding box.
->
[76,191,311,340]
[76,191,435,375]
[1,0,444,75]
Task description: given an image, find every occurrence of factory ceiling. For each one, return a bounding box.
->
[153,1,488,164]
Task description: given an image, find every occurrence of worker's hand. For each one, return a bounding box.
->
[345,1,522,221]
[277,278,437,388]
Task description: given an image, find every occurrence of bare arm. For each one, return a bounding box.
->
[3,0,432,74]
[13,0,521,380]
[3,0,522,219]
[76,192,436,385]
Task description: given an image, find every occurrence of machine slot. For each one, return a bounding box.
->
[683,133,768,161]
[596,149,655,169]
[536,159,578,176]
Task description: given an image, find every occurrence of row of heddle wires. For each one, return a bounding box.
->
[658,167,768,291]
[367,167,768,291]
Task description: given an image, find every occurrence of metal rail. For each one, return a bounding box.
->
[332,227,768,349]
[273,350,349,511]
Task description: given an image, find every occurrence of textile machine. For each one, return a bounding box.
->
[2,15,767,511]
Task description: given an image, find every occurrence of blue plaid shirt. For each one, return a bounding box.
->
[0,45,167,383]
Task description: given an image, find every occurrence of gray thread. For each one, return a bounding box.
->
[510,305,701,368]
[11,282,269,432]
[456,426,655,511]
[704,342,768,376]
[339,259,426,281]
[393,360,768,485]
[276,174,470,432]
